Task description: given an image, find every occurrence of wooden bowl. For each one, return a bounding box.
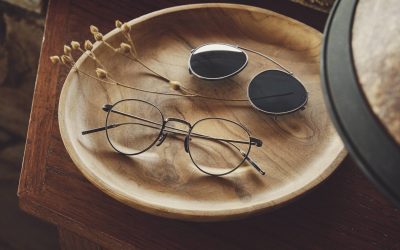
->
[58,3,346,221]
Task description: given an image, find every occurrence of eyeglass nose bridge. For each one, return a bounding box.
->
[164,118,192,153]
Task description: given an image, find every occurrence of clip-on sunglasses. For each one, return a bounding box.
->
[188,43,308,115]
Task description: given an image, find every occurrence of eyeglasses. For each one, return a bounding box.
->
[188,43,308,115]
[81,99,265,176]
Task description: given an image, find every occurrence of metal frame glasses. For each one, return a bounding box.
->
[82,99,265,176]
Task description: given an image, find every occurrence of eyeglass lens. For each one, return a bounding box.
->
[106,99,164,155]
[189,44,247,79]
[248,70,308,114]
[189,118,250,176]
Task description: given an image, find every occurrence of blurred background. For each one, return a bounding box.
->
[0,0,333,249]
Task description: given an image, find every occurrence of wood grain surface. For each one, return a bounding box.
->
[59,228,102,250]
[352,0,400,145]
[58,4,344,221]
[18,0,400,249]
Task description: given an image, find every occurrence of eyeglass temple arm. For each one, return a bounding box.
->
[238,46,293,75]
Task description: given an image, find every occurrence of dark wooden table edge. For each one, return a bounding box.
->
[19,194,129,249]
[18,0,66,197]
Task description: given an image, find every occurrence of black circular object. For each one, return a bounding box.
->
[248,70,308,115]
[322,0,400,206]
[189,44,248,80]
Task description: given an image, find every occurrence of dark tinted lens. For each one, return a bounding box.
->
[189,44,247,79]
[248,70,307,114]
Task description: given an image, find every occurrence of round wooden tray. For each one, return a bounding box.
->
[58,4,346,221]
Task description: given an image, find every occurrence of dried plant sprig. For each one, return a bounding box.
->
[114,42,170,83]
[93,23,206,96]
[83,66,246,101]
[84,40,93,51]
[90,25,99,34]
[90,25,119,52]
[64,45,72,56]
[121,23,130,34]
[71,41,81,50]
[50,56,60,64]
[61,55,74,66]
[118,22,137,57]
[95,68,108,79]
[81,40,109,72]
[119,42,131,54]
[169,80,181,91]
[89,25,104,42]
[74,65,198,97]
[115,20,122,28]
[52,22,249,102]
[94,32,103,41]
[112,21,184,88]
[60,60,247,102]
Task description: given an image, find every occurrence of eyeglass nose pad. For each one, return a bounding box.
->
[156,133,168,146]
[184,136,190,153]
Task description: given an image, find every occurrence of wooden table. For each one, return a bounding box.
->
[18,0,400,249]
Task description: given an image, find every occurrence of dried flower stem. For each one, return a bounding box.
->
[64,63,247,102]
[125,33,138,57]
[78,47,108,73]
[127,52,170,82]
[103,41,118,52]
[52,22,249,102]
[101,39,171,83]
[89,43,245,100]
[120,23,138,56]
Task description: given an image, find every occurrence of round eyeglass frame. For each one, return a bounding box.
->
[187,117,252,176]
[105,99,166,156]
[104,99,254,176]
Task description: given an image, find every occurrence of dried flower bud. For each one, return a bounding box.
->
[61,55,73,65]
[115,20,122,28]
[64,45,72,55]
[50,56,60,64]
[90,25,99,34]
[71,41,81,50]
[84,40,93,51]
[94,32,103,41]
[95,68,108,79]
[169,81,181,90]
[120,42,131,54]
[121,23,131,34]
